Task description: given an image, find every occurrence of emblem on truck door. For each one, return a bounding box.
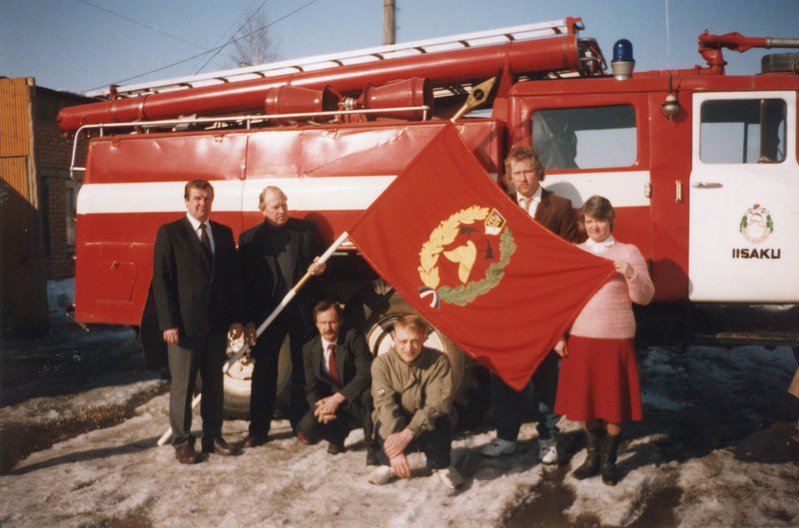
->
[739,204,774,244]
[418,206,514,308]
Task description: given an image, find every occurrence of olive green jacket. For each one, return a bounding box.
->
[371,347,453,440]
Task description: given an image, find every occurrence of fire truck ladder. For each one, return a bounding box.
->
[86,17,585,98]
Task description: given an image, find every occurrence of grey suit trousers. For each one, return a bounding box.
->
[168,333,228,448]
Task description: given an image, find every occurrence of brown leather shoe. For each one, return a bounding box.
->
[296,430,311,445]
[243,434,268,448]
[175,444,199,464]
[204,437,239,456]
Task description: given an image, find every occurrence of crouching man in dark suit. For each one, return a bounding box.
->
[296,300,379,465]
[152,179,246,464]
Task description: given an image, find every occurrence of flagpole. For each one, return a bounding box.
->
[157,232,350,446]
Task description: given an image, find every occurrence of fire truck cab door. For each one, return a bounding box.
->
[689,91,799,302]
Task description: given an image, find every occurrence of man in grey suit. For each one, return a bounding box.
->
[152,179,246,464]
[239,186,326,448]
[296,300,378,464]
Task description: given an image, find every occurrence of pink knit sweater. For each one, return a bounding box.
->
[569,241,655,339]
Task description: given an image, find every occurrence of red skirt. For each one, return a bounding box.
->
[554,335,642,423]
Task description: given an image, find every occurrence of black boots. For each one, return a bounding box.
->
[600,433,621,486]
[572,428,602,480]
[572,428,622,486]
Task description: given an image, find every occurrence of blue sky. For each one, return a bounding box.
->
[2,0,797,94]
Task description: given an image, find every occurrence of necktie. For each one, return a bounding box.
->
[519,196,532,215]
[199,223,213,262]
[326,343,340,384]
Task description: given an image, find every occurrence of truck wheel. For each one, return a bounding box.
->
[222,352,253,420]
[222,338,292,420]
[350,279,489,415]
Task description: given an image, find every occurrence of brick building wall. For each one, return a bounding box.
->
[2,78,95,336]
[42,171,74,280]
[34,87,91,281]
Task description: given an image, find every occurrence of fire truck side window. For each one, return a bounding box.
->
[699,99,786,164]
[532,105,636,170]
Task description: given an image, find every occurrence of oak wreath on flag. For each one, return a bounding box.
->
[347,123,616,391]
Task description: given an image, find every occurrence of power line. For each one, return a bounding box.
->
[84,0,323,93]
[214,0,323,67]
[74,0,209,50]
[194,0,270,74]
[189,0,264,74]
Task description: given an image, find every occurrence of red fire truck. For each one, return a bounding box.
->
[58,17,799,415]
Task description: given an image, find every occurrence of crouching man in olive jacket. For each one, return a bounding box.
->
[367,314,463,490]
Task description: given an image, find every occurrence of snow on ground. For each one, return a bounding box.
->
[1,281,798,527]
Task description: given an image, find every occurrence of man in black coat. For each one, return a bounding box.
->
[239,186,326,447]
[296,300,378,464]
[152,179,246,464]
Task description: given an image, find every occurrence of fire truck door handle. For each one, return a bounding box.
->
[691,182,723,189]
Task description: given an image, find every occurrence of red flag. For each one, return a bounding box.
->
[347,124,615,390]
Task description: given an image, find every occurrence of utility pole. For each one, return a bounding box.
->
[383,0,396,45]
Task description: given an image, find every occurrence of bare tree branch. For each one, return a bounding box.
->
[229,10,280,67]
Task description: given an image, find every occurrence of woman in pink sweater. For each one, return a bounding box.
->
[554,195,654,485]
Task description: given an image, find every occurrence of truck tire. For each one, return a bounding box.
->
[222,338,292,420]
[349,279,490,417]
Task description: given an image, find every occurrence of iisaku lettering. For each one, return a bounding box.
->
[731,248,782,259]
